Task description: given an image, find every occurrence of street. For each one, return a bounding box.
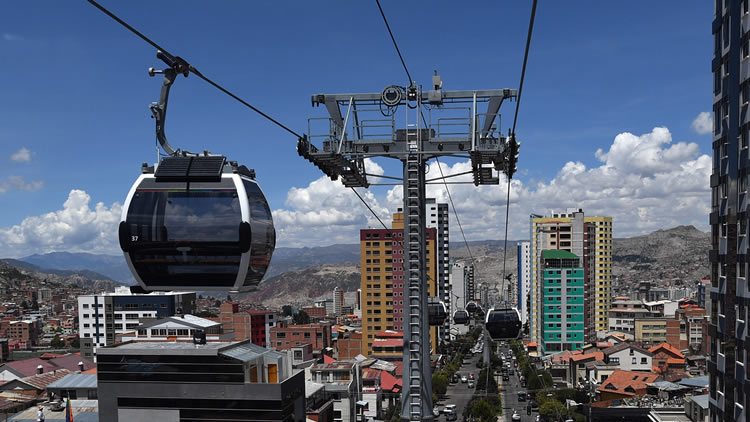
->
[439,351,480,420]
[496,343,536,422]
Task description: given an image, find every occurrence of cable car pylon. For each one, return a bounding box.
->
[301,76,518,420]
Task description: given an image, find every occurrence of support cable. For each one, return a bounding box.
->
[502,0,538,298]
[351,188,388,230]
[374,0,413,85]
[87,0,302,139]
[435,158,474,265]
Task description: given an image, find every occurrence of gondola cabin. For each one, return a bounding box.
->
[484,307,522,340]
[118,156,276,292]
[465,301,478,314]
[453,310,470,325]
[428,301,447,326]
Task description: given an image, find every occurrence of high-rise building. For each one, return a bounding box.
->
[530,210,612,344]
[333,287,344,316]
[77,287,195,353]
[359,212,438,357]
[517,241,531,325]
[709,2,749,421]
[539,250,585,354]
[425,199,450,343]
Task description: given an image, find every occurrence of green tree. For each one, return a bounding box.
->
[71,335,80,349]
[432,372,449,396]
[226,294,232,302]
[539,400,567,421]
[293,310,310,324]
[50,335,65,348]
[282,305,293,316]
[214,299,221,307]
[471,399,495,421]
[528,369,553,390]
[20,300,28,310]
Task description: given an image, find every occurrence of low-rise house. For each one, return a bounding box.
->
[596,369,660,401]
[310,360,362,422]
[47,373,98,401]
[602,342,652,372]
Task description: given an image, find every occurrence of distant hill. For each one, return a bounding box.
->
[0,261,121,292]
[0,258,116,282]
[19,252,135,285]
[4,225,709,305]
[266,244,361,278]
[238,263,360,308]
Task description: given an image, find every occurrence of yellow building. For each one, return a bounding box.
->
[360,213,437,357]
[530,210,612,343]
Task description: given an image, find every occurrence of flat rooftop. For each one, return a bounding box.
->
[97,340,243,356]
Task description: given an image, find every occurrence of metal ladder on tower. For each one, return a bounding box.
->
[402,90,431,420]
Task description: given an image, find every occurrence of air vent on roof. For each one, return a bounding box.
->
[155,156,226,182]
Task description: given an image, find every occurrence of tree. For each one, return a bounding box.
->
[471,399,495,421]
[50,335,65,348]
[20,300,28,310]
[226,294,232,302]
[214,299,221,307]
[539,400,567,421]
[432,372,448,396]
[293,310,310,325]
[71,335,80,349]
[282,305,293,317]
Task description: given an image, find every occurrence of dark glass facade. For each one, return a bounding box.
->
[710,1,750,421]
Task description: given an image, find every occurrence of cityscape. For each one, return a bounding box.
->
[0,2,729,422]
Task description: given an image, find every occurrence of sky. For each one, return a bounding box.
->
[0,1,713,258]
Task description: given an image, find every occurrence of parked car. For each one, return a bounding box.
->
[502,374,509,381]
[529,400,539,410]
[509,369,514,375]
[518,392,526,402]
[511,411,522,421]
[469,373,475,380]
[461,376,468,383]
[468,380,475,388]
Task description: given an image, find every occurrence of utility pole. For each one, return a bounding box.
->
[300,75,518,420]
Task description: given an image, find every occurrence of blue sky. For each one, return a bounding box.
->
[0,1,713,256]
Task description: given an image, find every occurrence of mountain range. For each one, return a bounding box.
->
[0,225,710,305]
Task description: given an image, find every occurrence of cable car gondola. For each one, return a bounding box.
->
[465,301,478,314]
[119,156,276,292]
[452,310,470,325]
[117,52,276,293]
[484,306,522,340]
[428,300,448,326]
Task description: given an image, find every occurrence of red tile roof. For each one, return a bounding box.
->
[597,370,659,397]
[13,369,72,390]
[648,343,684,359]
[570,352,604,363]
[380,370,402,392]
[48,355,95,372]
[323,355,336,364]
[2,358,57,377]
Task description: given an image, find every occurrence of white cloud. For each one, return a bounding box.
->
[10,148,32,163]
[275,127,711,246]
[0,190,122,258]
[0,176,43,194]
[691,111,713,135]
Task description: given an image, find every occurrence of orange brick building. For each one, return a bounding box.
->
[270,322,332,355]
[359,212,437,357]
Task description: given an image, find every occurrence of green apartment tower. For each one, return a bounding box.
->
[540,250,585,355]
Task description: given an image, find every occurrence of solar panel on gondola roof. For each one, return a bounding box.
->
[154,156,226,182]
